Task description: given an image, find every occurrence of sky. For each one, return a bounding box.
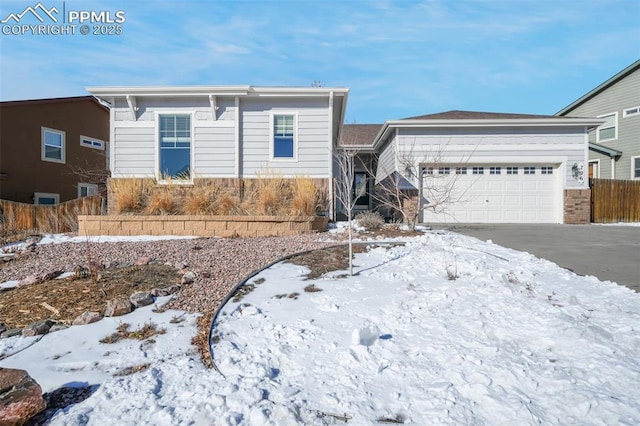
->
[0,0,638,123]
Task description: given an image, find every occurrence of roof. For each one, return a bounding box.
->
[341,124,382,146]
[403,110,558,120]
[556,60,640,116]
[589,142,623,158]
[0,95,107,109]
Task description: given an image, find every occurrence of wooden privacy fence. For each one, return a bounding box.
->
[0,196,104,234]
[590,179,640,223]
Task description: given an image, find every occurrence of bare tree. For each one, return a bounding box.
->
[67,149,110,198]
[365,140,475,230]
[333,146,365,276]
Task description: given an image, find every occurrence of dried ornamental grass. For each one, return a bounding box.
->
[290,177,317,216]
[109,178,153,213]
[145,188,177,215]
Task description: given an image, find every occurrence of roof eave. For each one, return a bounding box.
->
[86,85,349,99]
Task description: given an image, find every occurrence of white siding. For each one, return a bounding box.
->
[112,126,155,176]
[241,98,331,177]
[396,126,588,189]
[193,125,236,176]
[376,136,397,182]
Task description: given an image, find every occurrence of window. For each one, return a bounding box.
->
[472,166,484,175]
[506,167,518,175]
[438,167,450,175]
[80,136,105,150]
[597,112,617,142]
[455,167,467,175]
[623,106,640,118]
[423,167,434,175]
[541,166,553,175]
[34,192,59,205]
[490,167,501,175]
[78,183,98,198]
[524,166,535,175]
[41,127,65,163]
[159,114,191,179]
[353,172,369,206]
[272,114,296,159]
[632,156,640,180]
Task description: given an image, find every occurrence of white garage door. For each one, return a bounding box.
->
[421,165,560,223]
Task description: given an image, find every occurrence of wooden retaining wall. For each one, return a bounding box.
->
[78,215,329,238]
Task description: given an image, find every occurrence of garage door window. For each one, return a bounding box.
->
[424,167,434,175]
[541,166,553,175]
[507,167,518,175]
[524,166,535,175]
[490,167,501,175]
[438,167,451,175]
[472,167,484,175]
[456,167,467,175]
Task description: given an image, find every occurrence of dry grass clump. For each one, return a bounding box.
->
[356,211,385,230]
[290,177,318,216]
[146,189,176,215]
[109,178,154,213]
[252,172,292,215]
[99,322,166,344]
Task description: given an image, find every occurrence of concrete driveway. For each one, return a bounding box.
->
[433,224,640,292]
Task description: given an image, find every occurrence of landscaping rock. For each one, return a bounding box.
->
[130,292,154,308]
[0,368,46,425]
[151,285,181,297]
[72,311,103,326]
[22,320,54,337]
[41,270,63,281]
[1,254,16,262]
[0,323,6,334]
[1,329,22,339]
[104,298,134,317]
[16,275,40,288]
[181,271,197,285]
[49,324,69,333]
[134,257,151,266]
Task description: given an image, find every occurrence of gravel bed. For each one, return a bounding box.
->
[0,234,342,314]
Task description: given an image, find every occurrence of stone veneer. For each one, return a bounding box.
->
[77,215,329,238]
[563,189,591,224]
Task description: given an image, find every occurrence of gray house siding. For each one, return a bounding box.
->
[240,97,331,177]
[559,65,640,179]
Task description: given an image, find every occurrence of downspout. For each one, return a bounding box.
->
[235,97,240,178]
[611,158,615,179]
[328,91,334,220]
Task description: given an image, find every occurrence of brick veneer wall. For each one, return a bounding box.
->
[77,215,329,238]
[564,189,591,224]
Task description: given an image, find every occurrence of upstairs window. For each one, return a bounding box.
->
[42,127,65,163]
[80,136,105,150]
[272,114,296,159]
[597,112,617,142]
[632,156,640,180]
[159,114,191,179]
[623,106,640,118]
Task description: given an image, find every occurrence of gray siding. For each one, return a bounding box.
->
[240,97,331,177]
[112,126,155,176]
[562,68,640,180]
[395,126,588,189]
[376,136,397,182]
[193,125,236,176]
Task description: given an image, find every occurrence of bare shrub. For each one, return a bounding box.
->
[290,177,317,216]
[355,211,385,230]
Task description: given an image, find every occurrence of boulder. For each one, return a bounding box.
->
[1,329,22,339]
[40,270,63,281]
[0,368,46,424]
[72,311,103,326]
[16,275,40,288]
[134,257,151,266]
[104,299,134,317]
[151,285,181,297]
[49,324,69,333]
[22,320,54,337]
[0,323,6,334]
[174,261,188,270]
[129,292,154,308]
[181,271,197,285]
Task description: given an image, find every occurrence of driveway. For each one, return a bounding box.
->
[433,224,640,292]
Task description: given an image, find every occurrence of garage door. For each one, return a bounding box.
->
[421,165,560,223]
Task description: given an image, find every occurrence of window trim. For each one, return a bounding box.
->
[632,156,640,180]
[506,166,518,175]
[78,182,99,198]
[623,106,640,118]
[524,166,536,175]
[41,127,66,164]
[80,135,105,150]
[596,112,618,142]
[34,192,59,205]
[269,111,298,162]
[155,111,194,183]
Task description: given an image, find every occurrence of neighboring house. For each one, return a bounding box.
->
[87,86,348,216]
[556,60,640,180]
[0,96,109,204]
[345,111,603,224]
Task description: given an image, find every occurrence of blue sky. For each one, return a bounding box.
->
[0,0,638,123]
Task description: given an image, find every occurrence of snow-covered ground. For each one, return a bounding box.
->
[1,231,639,425]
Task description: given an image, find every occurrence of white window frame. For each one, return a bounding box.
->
[34,192,59,205]
[524,166,536,175]
[631,156,640,180]
[506,166,518,175]
[589,159,600,179]
[541,166,553,175]
[623,106,640,118]
[596,112,618,142]
[80,135,105,150]
[472,166,484,175]
[269,111,298,162]
[455,167,467,175]
[489,166,501,175]
[41,127,66,163]
[78,183,99,198]
[155,111,194,183]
